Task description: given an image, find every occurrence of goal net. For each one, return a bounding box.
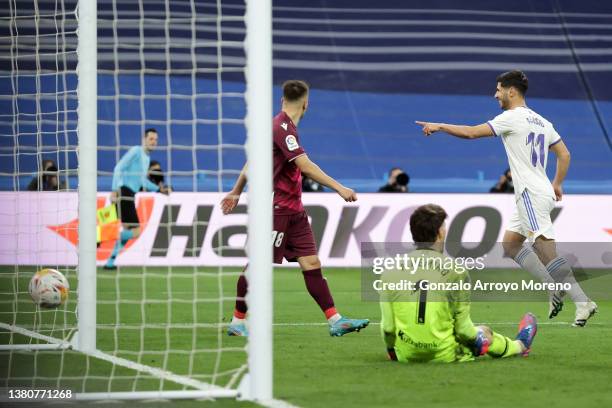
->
[0,0,272,401]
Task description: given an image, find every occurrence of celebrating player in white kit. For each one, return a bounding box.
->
[415,70,597,327]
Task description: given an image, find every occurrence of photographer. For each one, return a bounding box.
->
[490,168,514,193]
[378,167,410,193]
[147,160,166,190]
[302,175,324,192]
[27,159,67,191]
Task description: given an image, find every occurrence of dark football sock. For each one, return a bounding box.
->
[234,272,248,318]
[302,268,336,317]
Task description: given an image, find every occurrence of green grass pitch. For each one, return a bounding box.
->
[1,266,611,408]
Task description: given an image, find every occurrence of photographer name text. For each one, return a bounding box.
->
[372,279,571,293]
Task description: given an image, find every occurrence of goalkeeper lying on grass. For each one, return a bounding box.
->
[379,204,537,363]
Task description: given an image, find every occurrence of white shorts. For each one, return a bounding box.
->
[507,189,556,240]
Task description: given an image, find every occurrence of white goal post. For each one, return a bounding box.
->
[1,0,272,402]
[244,0,274,401]
[76,0,98,356]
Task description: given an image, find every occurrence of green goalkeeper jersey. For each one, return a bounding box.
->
[379,248,478,363]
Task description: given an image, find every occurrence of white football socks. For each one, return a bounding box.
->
[513,246,554,284]
[545,256,589,305]
[514,246,590,306]
[231,316,246,325]
[327,313,342,325]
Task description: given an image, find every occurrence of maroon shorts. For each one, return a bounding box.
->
[273,211,317,264]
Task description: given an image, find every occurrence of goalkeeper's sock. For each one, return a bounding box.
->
[302,268,336,319]
[487,332,523,358]
[513,246,554,283]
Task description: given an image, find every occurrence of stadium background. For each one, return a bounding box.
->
[2,0,611,193]
[1,1,612,407]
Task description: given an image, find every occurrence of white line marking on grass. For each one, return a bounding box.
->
[18,321,594,332]
[80,321,606,330]
[271,321,606,327]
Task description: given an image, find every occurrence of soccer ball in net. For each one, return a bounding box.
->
[28,269,70,308]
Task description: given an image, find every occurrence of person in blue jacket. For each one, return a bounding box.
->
[104,128,170,270]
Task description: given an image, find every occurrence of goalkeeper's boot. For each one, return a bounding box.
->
[329,317,369,337]
[573,301,598,327]
[515,312,538,357]
[472,329,491,357]
[548,290,565,319]
[227,323,248,337]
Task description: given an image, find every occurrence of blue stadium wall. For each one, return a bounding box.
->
[1,0,611,192]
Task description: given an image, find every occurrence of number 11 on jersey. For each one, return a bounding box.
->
[527,132,545,167]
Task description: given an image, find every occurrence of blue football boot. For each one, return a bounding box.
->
[329,317,369,337]
[516,312,538,356]
[227,323,248,337]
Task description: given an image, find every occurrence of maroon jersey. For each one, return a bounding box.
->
[273,111,306,214]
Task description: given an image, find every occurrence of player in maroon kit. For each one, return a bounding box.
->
[221,80,370,337]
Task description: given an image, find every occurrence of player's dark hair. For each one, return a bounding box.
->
[144,128,158,136]
[282,80,309,102]
[410,204,448,245]
[496,70,528,96]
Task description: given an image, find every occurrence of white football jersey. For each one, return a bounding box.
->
[487,106,561,200]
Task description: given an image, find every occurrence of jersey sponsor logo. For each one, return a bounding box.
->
[398,330,438,348]
[280,122,288,131]
[285,135,299,151]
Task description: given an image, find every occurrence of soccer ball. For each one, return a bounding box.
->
[28,269,69,308]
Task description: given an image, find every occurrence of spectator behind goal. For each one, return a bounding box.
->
[27,159,67,191]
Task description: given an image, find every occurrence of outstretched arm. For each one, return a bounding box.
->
[549,140,570,201]
[294,154,357,202]
[221,163,248,214]
[415,121,494,139]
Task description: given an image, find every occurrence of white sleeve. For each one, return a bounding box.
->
[487,111,514,137]
[549,127,562,147]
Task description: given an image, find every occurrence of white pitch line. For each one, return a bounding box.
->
[271,321,606,327]
[6,321,602,333]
